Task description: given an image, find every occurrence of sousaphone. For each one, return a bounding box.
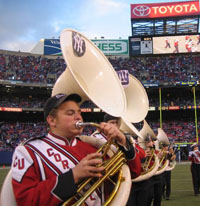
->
[0,29,130,206]
[52,29,127,117]
[165,143,176,171]
[122,74,149,123]
[154,128,170,175]
[53,29,131,206]
[132,120,159,182]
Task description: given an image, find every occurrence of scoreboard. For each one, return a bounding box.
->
[129,34,200,56]
[129,37,153,56]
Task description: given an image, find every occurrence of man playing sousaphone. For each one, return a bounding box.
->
[92,114,148,206]
[92,114,145,180]
[1,28,144,206]
[10,93,139,206]
[146,131,168,206]
[127,133,154,206]
[162,144,176,200]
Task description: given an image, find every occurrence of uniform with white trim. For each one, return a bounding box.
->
[11,93,138,206]
[188,143,200,196]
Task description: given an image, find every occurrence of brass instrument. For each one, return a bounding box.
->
[62,122,131,206]
[52,29,127,118]
[142,148,155,173]
[154,128,170,175]
[120,119,159,182]
[122,74,149,123]
[165,145,176,171]
[0,28,131,206]
[53,29,132,206]
[133,120,160,182]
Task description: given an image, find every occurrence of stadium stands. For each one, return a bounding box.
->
[0,51,200,152]
[1,53,200,84]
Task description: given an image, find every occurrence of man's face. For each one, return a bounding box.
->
[48,100,83,138]
[163,145,169,151]
[107,119,119,129]
[193,146,198,151]
[146,140,154,148]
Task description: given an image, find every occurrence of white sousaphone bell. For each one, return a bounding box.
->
[119,73,159,182]
[122,74,149,123]
[138,119,157,149]
[52,28,127,118]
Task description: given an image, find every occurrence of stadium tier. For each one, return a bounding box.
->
[0,51,200,154]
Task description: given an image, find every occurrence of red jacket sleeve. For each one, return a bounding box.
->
[11,145,77,206]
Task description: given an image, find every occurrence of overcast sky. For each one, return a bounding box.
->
[0,0,197,52]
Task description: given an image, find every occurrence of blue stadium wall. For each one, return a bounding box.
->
[0,151,14,165]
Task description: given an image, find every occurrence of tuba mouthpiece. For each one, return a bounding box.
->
[75,121,84,129]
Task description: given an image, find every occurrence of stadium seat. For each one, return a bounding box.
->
[0,170,16,206]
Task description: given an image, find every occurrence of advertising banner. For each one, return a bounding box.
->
[43,39,128,56]
[92,39,129,55]
[44,39,62,55]
[0,107,22,112]
[131,1,200,19]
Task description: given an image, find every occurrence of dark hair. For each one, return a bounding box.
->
[103,114,119,122]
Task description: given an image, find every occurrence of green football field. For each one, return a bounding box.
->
[0,162,200,205]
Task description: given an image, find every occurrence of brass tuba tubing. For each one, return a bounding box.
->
[75,121,100,129]
[76,121,112,157]
[142,148,155,172]
[62,121,127,206]
[74,152,125,206]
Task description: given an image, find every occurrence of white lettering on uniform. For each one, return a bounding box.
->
[46,148,69,169]
[12,146,33,182]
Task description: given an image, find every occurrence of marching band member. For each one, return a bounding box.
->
[147,136,164,206]
[93,114,147,206]
[188,143,200,196]
[10,93,138,206]
[127,134,150,206]
[162,145,176,200]
[93,113,143,179]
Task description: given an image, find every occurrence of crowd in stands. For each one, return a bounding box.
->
[0,52,200,152]
[0,95,46,108]
[108,55,200,83]
[0,120,199,151]
[1,53,200,84]
[0,54,65,84]
[0,94,199,109]
[0,122,96,151]
[151,120,198,143]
